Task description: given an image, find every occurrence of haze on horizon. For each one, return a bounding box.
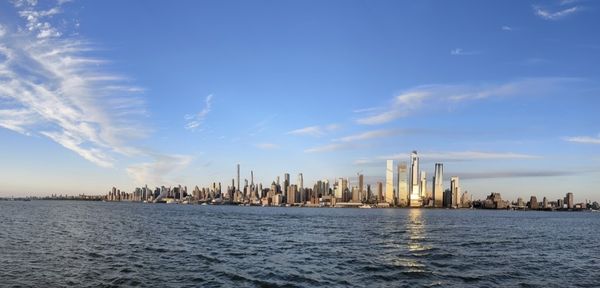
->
[0,0,599,202]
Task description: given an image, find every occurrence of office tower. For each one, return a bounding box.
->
[335,178,343,199]
[529,196,539,210]
[386,160,394,205]
[461,191,471,208]
[542,197,548,209]
[251,170,254,187]
[420,171,427,201]
[284,173,290,198]
[409,151,421,207]
[377,182,383,202]
[450,176,460,208]
[433,163,444,208]
[566,192,574,209]
[298,173,303,191]
[397,162,408,207]
[286,185,297,205]
[237,164,240,192]
[359,174,364,201]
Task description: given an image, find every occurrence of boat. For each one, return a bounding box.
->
[359,204,372,209]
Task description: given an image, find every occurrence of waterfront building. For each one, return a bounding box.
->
[237,164,240,192]
[450,176,460,208]
[358,174,364,201]
[397,162,408,207]
[377,182,383,202]
[433,163,444,208]
[566,192,574,209]
[409,151,421,207]
[386,160,394,205]
[529,196,539,210]
[284,173,290,198]
[420,171,427,205]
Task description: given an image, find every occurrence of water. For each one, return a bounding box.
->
[0,201,599,287]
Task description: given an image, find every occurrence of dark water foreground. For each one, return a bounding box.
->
[0,201,598,287]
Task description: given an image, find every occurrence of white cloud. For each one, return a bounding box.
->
[450,48,480,56]
[355,78,580,125]
[287,124,339,137]
[335,129,398,143]
[184,94,213,131]
[255,143,279,150]
[0,2,148,168]
[127,154,193,186]
[564,135,600,144]
[304,143,357,153]
[355,151,539,165]
[534,5,579,20]
[501,25,513,31]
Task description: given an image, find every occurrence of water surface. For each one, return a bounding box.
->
[0,201,598,287]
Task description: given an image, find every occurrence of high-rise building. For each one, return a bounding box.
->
[409,151,421,207]
[450,176,460,208]
[433,163,444,208]
[251,170,254,187]
[377,182,383,202]
[420,171,427,204]
[529,196,539,210]
[298,173,303,191]
[358,174,364,201]
[386,160,394,205]
[566,192,574,209]
[237,164,240,192]
[284,173,290,198]
[398,162,408,207]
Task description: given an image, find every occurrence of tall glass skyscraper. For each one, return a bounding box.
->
[397,162,408,207]
[386,160,394,205]
[433,163,444,208]
[409,151,421,207]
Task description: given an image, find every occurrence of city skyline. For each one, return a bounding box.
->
[0,0,599,200]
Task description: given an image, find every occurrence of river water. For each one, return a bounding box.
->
[0,201,598,287]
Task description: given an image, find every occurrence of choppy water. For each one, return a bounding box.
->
[0,201,599,287]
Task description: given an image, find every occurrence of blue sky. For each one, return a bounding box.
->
[0,0,599,201]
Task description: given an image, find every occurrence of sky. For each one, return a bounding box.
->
[0,0,599,202]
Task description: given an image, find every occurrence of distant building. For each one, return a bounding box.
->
[409,151,421,207]
[529,196,539,210]
[483,192,508,209]
[397,162,408,207]
[386,160,394,205]
[450,176,460,208]
[433,163,444,208]
[566,192,574,209]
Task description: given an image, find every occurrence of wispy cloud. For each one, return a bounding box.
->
[450,48,480,56]
[564,135,600,144]
[334,129,400,143]
[501,25,513,31]
[287,124,339,137]
[255,142,279,150]
[127,154,193,186]
[355,78,580,125]
[457,170,579,180]
[304,128,399,153]
[355,151,539,165]
[534,5,580,20]
[184,94,213,131]
[0,1,148,168]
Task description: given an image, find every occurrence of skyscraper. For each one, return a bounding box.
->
[298,173,303,191]
[358,174,364,201]
[237,164,240,192]
[450,176,460,208]
[284,173,290,198]
[397,162,408,207]
[251,170,254,187]
[566,192,574,209]
[386,160,394,205]
[433,163,444,208]
[420,171,427,205]
[409,151,421,207]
